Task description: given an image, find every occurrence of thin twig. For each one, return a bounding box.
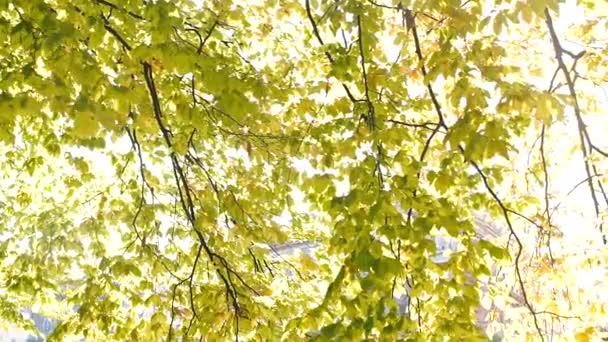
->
[357,15,376,130]
[305,0,360,103]
[404,7,543,337]
[142,61,249,339]
[539,125,555,262]
[545,8,605,243]
[386,119,442,131]
[469,160,544,340]
[96,0,145,20]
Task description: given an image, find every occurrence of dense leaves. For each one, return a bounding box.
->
[0,0,607,340]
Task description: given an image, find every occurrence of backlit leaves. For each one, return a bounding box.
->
[0,0,605,340]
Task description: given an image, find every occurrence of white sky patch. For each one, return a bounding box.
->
[291,158,318,177]
[333,176,350,197]
[354,141,374,162]
[106,133,132,155]
[225,146,253,169]
[35,58,51,78]
[289,186,310,213]
[272,209,292,227]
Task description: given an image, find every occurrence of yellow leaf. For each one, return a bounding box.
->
[575,327,595,342]
[174,306,192,319]
[535,94,553,124]
[299,253,318,271]
[258,285,273,297]
[73,111,100,139]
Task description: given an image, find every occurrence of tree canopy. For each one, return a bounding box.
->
[0,0,607,340]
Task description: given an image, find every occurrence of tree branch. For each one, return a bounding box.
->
[545,8,605,243]
[403,7,544,337]
[305,0,360,104]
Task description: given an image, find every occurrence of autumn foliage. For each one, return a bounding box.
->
[0,0,607,340]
